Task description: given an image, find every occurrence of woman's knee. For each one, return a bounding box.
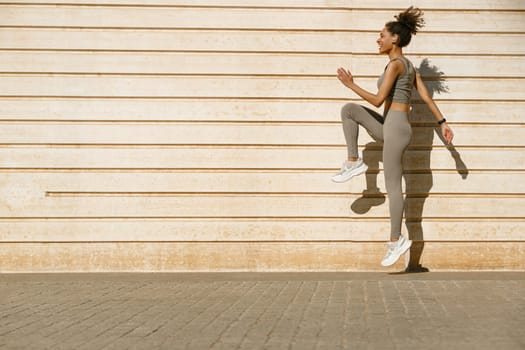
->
[340,103,361,121]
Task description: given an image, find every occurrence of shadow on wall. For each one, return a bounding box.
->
[351,58,469,272]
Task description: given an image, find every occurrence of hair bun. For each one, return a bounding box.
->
[395,6,425,35]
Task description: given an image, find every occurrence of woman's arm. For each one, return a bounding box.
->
[414,71,454,144]
[336,61,402,108]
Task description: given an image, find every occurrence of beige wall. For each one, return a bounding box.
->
[0,0,524,271]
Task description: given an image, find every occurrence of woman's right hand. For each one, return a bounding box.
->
[337,68,355,89]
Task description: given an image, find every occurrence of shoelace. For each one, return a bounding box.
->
[336,163,349,175]
[385,242,397,257]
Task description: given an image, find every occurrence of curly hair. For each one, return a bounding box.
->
[385,6,425,48]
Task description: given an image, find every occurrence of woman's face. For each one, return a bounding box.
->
[377,27,396,54]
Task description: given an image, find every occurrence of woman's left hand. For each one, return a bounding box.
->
[337,68,354,88]
[441,123,454,144]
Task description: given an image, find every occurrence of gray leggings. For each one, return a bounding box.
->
[341,103,412,240]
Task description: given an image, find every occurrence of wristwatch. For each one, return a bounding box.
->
[438,118,447,125]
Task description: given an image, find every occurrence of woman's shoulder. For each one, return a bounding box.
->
[385,58,405,73]
[392,56,417,75]
[390,56,413,66]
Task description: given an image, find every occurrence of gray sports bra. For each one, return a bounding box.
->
[377,56,416,104]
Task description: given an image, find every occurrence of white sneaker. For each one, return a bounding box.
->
[381,235,412,267]
[331,159,368,183]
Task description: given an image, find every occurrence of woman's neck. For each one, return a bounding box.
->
[388,47,403,60]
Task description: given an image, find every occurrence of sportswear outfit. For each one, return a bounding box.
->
[335,56,415,266]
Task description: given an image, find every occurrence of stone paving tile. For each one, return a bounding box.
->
[0,273,524,349]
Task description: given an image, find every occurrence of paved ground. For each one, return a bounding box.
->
[0,272,524,350]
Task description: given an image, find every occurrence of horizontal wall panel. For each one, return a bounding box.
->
[0,99,522,123]
[1,29,524,55]
[363,11,525,33]
[0,123,523,147]
[0,6,357,30]
[357,56,525,78]
[1,6,523,33]
[1,242,523,272]
[0,192,523,218]
[0,28,352,52]
[0,0,348,7]
[0,147,520,170]
[2,171,523,195]
[0,51,350,75]
[354,33,525,55]
[2,76,523,100]
[335,0,525,10]
[0,219,523,242]
[1,52,524,78]
[1,0,524,11]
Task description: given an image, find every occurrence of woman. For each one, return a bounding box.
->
[332,7,454,267]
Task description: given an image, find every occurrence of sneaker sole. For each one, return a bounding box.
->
[381,240,413,267]
[331,164,368,183]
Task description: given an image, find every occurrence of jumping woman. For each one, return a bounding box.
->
[332,7,454,267]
